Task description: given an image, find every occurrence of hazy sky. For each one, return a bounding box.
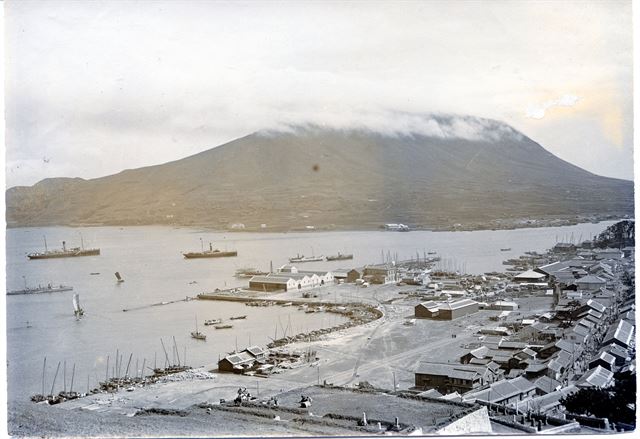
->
[5,0,634,187]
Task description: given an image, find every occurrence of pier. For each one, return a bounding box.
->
[122,296,196,313]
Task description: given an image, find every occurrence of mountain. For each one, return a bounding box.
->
[6,116,634,231]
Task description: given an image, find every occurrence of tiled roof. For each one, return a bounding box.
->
[416,362,488,380]
[586,299,607,313]
[589,351,616,367]
[245,346,266,357]
[577,366,614,388]
[533,376,561,394]
[514,270,547,279]
[223,351,255,365]
[603,319,634,347]
[439,299,478,310]
[249,276,291,284]
[577,275,606,284]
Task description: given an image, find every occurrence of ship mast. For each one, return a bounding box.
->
[43,236,48,252]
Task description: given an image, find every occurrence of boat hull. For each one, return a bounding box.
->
[288,257,323,263]
[183,251,237,259]
[7,286,74,296]
[27,249,100,259]
[326,254,353,261]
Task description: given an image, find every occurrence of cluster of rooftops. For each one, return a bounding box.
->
[413,244,635,417]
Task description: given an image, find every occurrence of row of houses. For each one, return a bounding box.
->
[413,244,635,418]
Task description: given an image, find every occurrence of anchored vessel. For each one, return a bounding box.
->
[183,240,237,259]
[28,237,100,260]
[326,252,354,261]
[204,318,223,326]
[230,315,247,320]
[7,283,73,296]
[234,267,269,278]
[289,253,323,263]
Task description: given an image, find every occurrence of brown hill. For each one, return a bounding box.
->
[6,118,634,230]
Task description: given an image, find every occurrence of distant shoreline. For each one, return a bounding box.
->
[5,215,628,233]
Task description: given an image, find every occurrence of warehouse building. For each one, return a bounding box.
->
[415,299,479,320]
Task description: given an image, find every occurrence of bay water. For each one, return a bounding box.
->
[5,221,614,401]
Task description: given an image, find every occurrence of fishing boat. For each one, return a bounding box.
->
[234,267,268,278]
[7,283,73,296]
[73,294,84,320]
[204,318,223,326]
[191,317,206,340]
[28,236,100,260]
[289,254,323,263]
[230,315,247,320]
[214,324,233,329]
[115,272,125,283]
[325,252,353,261]
[182,239,237,259]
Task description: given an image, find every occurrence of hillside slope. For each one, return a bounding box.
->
[6,118,634,230]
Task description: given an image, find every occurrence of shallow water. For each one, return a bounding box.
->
[5,221,615,401]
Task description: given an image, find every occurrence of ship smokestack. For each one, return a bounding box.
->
[62,241,66,252]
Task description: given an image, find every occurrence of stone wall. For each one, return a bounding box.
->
[436,407,492,435]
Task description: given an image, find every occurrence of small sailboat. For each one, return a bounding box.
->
[115,272,124,283]
[191,317,206,340]
[73,294,84,320]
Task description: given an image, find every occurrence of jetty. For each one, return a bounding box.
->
[122,296,195,313]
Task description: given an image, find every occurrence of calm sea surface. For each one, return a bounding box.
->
[5,222,615,401]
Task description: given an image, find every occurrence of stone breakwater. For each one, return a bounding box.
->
[266,304,383,348]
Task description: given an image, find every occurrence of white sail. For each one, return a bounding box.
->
[73,294,80,313]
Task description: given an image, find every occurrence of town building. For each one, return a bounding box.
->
[601,319,635,350]
[462,376,537,405]
[362,264,398,284]
[248,272,321,292]
[414,362,501,394]
[415,299,479,320]
[218,346,268,373]
[513,269,549,283]
[575,275,606,291]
